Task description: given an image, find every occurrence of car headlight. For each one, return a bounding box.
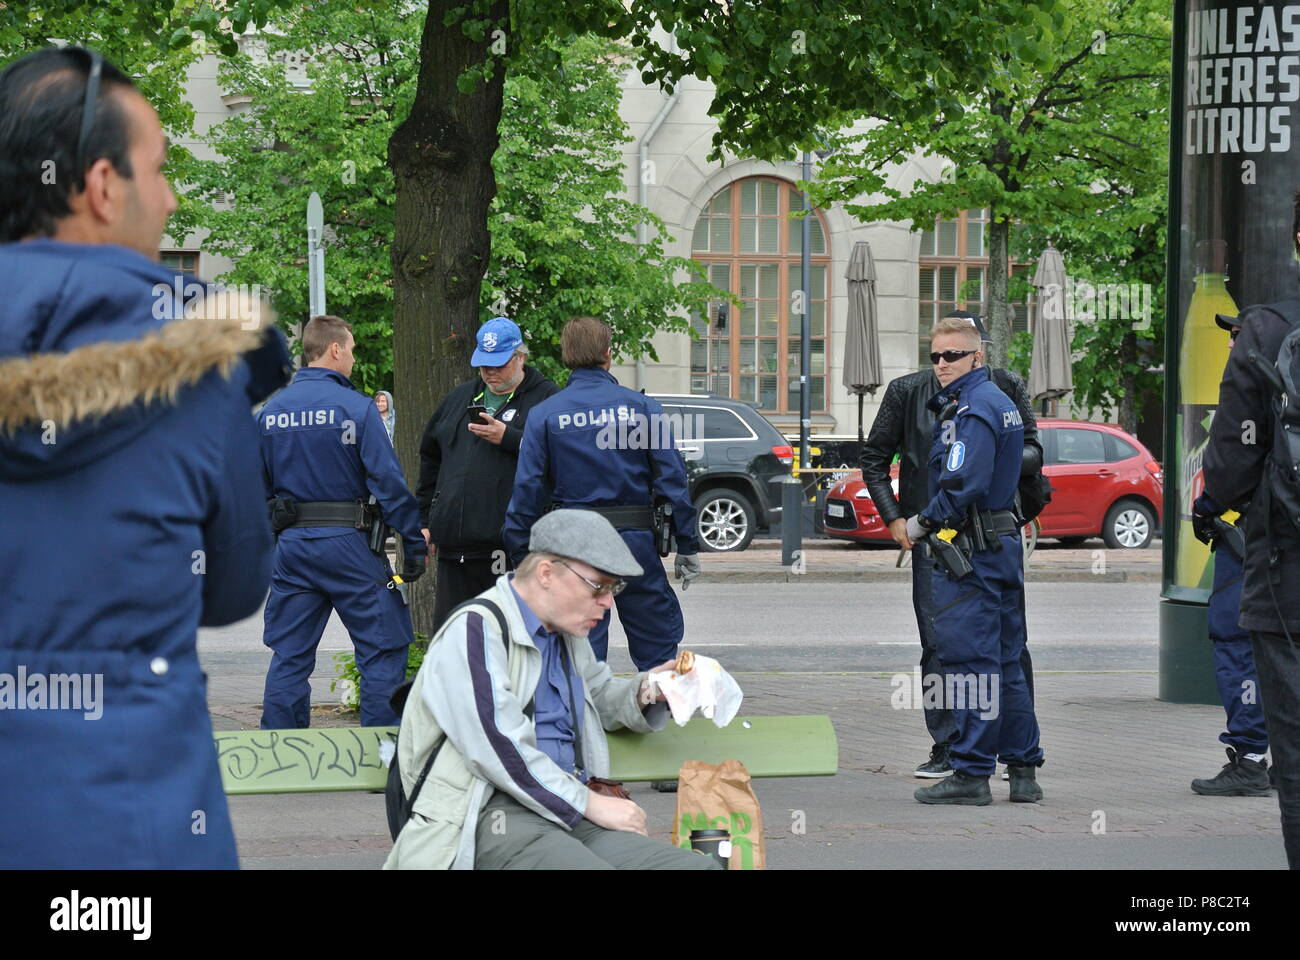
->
[853,488,872,499]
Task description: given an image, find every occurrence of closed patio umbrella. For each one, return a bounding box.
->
[843,241,883,442]
[1029,242,1074,406]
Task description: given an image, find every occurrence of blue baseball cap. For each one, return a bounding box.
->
[471,317,523,367]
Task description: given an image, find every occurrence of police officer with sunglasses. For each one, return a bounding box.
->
[906,317,1045,805]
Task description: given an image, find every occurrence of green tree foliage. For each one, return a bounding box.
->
[803,0,1170,375]
[186,4,713,392]
[630,0,1170,431]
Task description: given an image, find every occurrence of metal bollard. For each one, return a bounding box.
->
[780,476,803,567]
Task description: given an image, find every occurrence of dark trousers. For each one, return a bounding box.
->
[433,555,501,633]
[1208,548,1269,754]
[261,531,412,728]
[1250,629,1300,869]
[913,542,1035,749]
[930,535,1043,776]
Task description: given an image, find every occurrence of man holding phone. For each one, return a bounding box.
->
[416,317,560,628]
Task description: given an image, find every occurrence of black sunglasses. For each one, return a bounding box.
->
[74,49,105,184]
[930,349,977,365]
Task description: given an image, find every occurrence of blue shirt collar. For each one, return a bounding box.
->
[292,366,355,389]
[928,365,989,412]
[568,367,618,386]
[508,577,553,645]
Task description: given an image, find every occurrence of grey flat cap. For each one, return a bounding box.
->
[529,509,644,578]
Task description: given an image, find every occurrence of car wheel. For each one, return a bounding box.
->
[1102,500,1155,549]
[695,488,756,552]
[1022,519,1038,562]
[1056,536,1089,548]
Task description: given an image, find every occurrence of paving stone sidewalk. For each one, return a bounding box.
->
[217,668,1288,869]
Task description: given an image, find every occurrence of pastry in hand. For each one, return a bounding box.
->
[676,649,695,674]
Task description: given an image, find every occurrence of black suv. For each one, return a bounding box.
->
[651,394,793,552]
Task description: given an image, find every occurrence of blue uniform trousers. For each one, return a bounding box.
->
[585,529,683,671]
[1209,547,1269,755]
[930,533,1043,776]
[261,531,413,728]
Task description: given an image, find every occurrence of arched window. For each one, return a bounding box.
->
[690,177,831,413]
[917,209,1035,365]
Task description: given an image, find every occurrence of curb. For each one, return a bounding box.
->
[691,569,1160,584]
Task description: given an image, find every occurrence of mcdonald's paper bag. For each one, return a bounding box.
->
[671,759,765,870]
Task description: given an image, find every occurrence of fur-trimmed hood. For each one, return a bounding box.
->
[0,239,290,480]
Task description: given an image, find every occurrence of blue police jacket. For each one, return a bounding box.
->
[503,367,699,563]
[0,239,291,868]
[921,366,1024,529]
[260,367,424,558]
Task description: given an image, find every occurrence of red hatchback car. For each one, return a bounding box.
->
[823,419,1164,549]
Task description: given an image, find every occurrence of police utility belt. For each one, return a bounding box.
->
[267,497,387,553]
[925,507,1020,580]
[574,501,675,558]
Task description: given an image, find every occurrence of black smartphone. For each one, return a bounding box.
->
[466,403,488,421]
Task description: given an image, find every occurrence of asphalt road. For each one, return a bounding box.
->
[198,580,1162,701]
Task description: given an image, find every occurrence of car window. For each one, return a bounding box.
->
[684,406,754,440]
[1105,434,1139,462]
[1053,427,1107,465]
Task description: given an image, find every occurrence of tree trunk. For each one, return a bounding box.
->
[1118,329,1138,435]
[986,213,1011,370]
[388,0,507,637]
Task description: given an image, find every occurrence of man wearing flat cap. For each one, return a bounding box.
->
[386,509,719,870]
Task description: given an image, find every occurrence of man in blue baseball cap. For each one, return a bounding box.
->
[416,317,560,628]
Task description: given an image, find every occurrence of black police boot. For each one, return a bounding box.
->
[1008,765,1043,803]
[915,770,992,805]
[913,743,954,779]
[1191,748,1271,797]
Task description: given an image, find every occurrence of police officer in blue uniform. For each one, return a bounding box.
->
[504,316,700,673]
[907,317,1044,805]
[1191,315,1271,796]
[260,315,426,729]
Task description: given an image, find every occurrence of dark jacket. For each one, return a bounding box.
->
[0,239,290,868]
[416,364,560,559]
[861,366,1039,525]
[1204,300,1300,635]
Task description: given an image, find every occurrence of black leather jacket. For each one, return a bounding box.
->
[415,365,560,559]
[1205,300,1300,634]
[860,367,1040,526]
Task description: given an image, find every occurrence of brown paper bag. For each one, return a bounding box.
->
[671,759,764,870]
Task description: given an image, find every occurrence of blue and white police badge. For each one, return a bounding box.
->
[946,441,966,471]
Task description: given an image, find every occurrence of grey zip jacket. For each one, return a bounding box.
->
[384,575,669,869]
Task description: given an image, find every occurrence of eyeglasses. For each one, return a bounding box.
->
[553,559,625,597]
[75,49,104,184]
[1229,328,1241,344]
[930,349,977,365]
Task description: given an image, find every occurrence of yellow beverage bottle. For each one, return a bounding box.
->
[1175,239,1236,592]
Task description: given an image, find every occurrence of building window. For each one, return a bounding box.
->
[691,178,830,413]
[160,252,200,282]
[917,210,1034,366]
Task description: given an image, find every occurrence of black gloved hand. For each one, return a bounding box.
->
[1191,493,1221,546]
[400,552,426,583]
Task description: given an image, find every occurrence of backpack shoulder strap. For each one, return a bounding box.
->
[403,596,519,822]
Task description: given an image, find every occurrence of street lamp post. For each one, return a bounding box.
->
[799,150,812,474]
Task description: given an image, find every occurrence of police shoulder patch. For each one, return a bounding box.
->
[946,441,966,471]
